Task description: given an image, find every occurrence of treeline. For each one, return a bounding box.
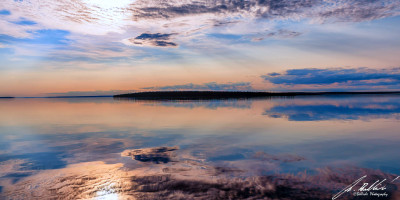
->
[113,91,400,100]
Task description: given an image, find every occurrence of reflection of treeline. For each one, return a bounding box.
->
[114,91,400,100]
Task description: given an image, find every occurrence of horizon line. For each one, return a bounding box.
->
[3,90,400,99]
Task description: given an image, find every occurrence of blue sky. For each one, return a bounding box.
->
[0,0,400,96]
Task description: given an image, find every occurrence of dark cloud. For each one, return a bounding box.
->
[262,67,400,88]
[266,29,302,38]
[121,146,179,164]
[125,33,178,48]
[142,82,253,91]
[130,0,400,23]
[212,20,240,27]
[130,0,318,20]
[154,40,177,47]
[135,33,172,40]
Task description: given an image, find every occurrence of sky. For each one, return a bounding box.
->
[1,0,400,97]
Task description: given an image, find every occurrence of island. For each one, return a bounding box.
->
[113,91,400,100]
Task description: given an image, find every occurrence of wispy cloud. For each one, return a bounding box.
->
[130,0,400,22]
[142,82,253,91]
[251,29,302,41]
[2,0,399,42]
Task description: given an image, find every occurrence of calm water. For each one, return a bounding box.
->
[1,95,400,199]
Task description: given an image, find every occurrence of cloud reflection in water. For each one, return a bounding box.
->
[1,147,400,199]
[264,95,400,121]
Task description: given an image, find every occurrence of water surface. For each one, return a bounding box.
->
[1,95,399,199]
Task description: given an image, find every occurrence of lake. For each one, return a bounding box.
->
[1,95,400,199]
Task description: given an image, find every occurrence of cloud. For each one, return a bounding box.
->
[142,82,253,91]
[125,0,400,48]
[44,35,144,63]
[318,0,400,22]
[0,0,133,36]
[0,0,399,68]
[123,33,178,48]
[0,29,145,63]
[0,18,39,38]
[130,0,400,23]
[251,29,302,41]
[2,0,399,41]
[262,67,400,89]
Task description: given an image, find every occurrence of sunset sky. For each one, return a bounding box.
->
[1,0,400,97]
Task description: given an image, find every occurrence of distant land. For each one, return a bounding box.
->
[44,95,113,98]
[113,91,400,100]
[15,95,113,98]
[1,96,112,99]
